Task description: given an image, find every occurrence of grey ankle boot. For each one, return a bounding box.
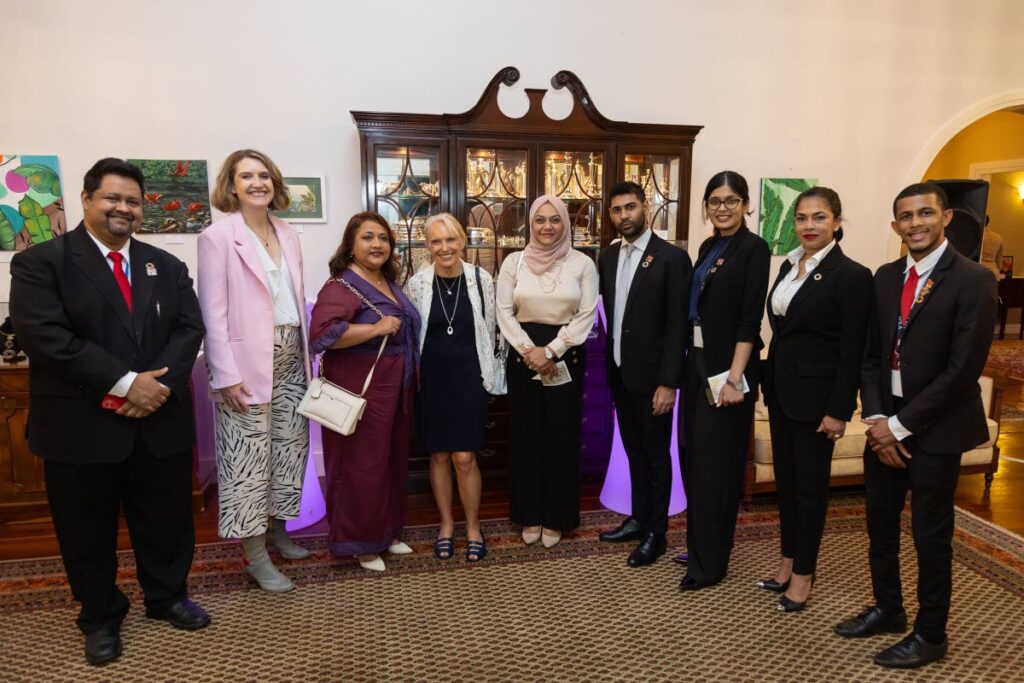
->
[241,535,294,593]
[267,518,311,559]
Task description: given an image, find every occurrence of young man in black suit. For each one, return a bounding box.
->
[597,181,692,566]
[834,183,997,669]
[9,158,209,666]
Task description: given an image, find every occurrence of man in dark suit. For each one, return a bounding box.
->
[834,183,997,669]
[597,181,691,567]
[9,158,208,666]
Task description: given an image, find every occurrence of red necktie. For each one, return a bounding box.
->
[892,266,919,370]
[108,251,132,312]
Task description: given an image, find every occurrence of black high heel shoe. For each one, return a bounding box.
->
[755,577,790,593]
[776,573,816,612]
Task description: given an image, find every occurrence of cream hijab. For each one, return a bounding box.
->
[522,195,572,275]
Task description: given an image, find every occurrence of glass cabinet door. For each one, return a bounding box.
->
[543,150,603,250]
[623,152,682,242]
[464,147,529,248]
[372,145,443,279]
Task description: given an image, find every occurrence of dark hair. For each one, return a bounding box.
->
[892,182,949,218]
[795,186,845,242]
[328,211,399,281]
[702,170,751,228]
[609,180,646,204]
[83,158,145,197]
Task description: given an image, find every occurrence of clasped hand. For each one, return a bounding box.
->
[523,347,556,377]
[117,367,171,418]
[861,417,912,469]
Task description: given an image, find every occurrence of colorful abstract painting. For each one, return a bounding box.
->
[759,178,817,256]
[0,154,67,251]
[127,159,212,233]
[273,176,326,223]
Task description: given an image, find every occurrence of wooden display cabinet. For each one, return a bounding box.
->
[351,67,702,492]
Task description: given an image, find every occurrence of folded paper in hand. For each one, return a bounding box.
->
[706,370,749,405]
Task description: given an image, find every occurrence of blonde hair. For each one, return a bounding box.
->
[211,149,290,213]
[424,212,467,249]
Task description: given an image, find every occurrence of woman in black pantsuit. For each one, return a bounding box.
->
[679,171,770,591]
[758,187,872,611]
[496,195,599,549]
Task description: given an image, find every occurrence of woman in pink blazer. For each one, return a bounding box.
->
[198,149,311,593]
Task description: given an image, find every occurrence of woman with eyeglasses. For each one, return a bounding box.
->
[758,187,871,611]
[678,171,770,591]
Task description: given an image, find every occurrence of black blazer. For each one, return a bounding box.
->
[691,226,771,388]
[9,224,205,464]
[599,231,692,394]
[763,244,872,423]
[860,244,997,454]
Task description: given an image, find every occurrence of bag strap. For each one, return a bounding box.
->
[316,276,392,395]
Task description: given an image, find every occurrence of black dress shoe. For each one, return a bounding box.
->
[874,633,948,669]
[146,599,211,630]
[755,577,790,593]
[626,533,666,567]
[84,628,122,666]
[777,594,806,612]
[834,606,908,638]
[599,517,645,543]
[672,552,688,565]
[678,575,717,591]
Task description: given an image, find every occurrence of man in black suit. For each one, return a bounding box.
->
[597,181,691,567]
[9,158,209,666]
[834,183,997,669]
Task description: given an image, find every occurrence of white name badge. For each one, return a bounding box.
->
[693,324,704,348]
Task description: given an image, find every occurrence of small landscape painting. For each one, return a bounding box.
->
[0,154,67,251]
[127,159,212,233]
[274,176,326,223]
[759,177,817,256]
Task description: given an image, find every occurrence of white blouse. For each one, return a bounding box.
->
[496,250,599,357]
[249,229,301,327]
[771,240,837,317]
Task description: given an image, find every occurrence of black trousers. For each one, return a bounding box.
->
[609,365,673,534]
[681,349,755,584]
[767,398,834,575]
[507,322,584,531]
[44,437,196,635]
[864,432,960,643]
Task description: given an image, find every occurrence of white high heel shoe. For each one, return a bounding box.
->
[387,540,414,555]
[541,529,562,548]
[522,527,542,545]
[356,554,386,572]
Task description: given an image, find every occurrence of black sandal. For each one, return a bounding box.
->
[433,537,454,560]
[466,538,487,563]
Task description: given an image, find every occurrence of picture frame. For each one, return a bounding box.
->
[274,176,327,223]
[1001,255,1014,277]
[758,177,817,256]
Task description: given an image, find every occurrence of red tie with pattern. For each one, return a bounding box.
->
[108,251,132,312]
[102,251,132,410]
[892,266,919,370]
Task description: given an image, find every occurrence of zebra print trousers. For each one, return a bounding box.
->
[215,325,310,539]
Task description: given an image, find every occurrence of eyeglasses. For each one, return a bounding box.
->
[706,196,742,210]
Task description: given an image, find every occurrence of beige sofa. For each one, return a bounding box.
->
[745,374,1005,496]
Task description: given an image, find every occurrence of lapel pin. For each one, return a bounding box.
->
[709,267,717,273]
[715,258,725,266]
[642,255,654,269]
[813,273,822,281]
[146,262,158,277]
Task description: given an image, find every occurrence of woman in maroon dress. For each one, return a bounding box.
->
[309,212,421,571]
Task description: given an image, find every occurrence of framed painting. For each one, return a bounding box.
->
[274,176,326,223]
[759,177,817,256]
[1001,255,1014,277]
[0,154,67,251]
[127,159,212,233]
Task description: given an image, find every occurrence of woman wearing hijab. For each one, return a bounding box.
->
[496,195,599,548]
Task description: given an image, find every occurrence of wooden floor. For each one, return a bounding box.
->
[3,382,1024,561]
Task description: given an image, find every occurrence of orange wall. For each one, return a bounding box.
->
[924,111,1024,179]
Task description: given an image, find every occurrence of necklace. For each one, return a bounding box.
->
[434,273,461,335]
[354,262,385,287]
[244,216,273,247]
[537,256,567,294]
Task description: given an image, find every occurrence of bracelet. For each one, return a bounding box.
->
[727,379,743,391]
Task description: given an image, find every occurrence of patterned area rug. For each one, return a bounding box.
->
[1,496,1022,682]
[987,339,1024,381]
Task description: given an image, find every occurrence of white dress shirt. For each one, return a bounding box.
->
[869,238,949,441]
[613,228,652,366]
[84,229,139,397]
[248,229,301,327]
[771,239,837,316]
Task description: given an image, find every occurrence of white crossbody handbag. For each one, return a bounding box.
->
[297,278,389,436]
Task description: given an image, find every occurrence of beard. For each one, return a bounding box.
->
[105,211,137,236]
[616,217,645,239]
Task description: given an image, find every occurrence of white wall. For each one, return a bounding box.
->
[4,0,1024,300]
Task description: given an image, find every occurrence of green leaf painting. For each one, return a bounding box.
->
[19,195,53,244]
[759,178,817,256]
[0,210,15,250]
[13,164,61,196]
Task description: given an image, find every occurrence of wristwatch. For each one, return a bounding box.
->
[544,346,555,360]
[727,378,744,391]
